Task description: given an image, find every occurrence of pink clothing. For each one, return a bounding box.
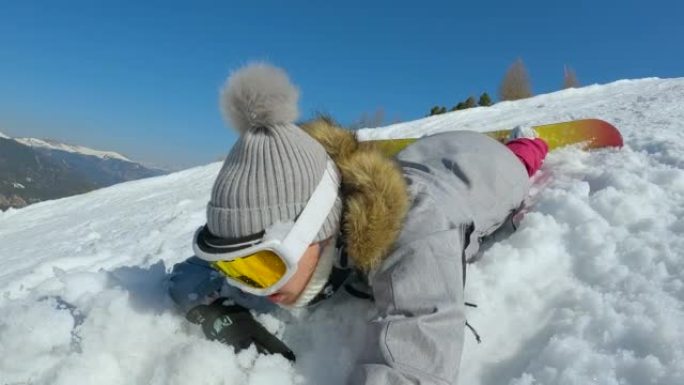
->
[506,138,549,176]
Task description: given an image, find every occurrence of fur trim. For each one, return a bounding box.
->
[220,63,299,133]
[300,118,409,272]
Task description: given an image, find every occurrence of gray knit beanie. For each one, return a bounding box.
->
[206,63,342,243]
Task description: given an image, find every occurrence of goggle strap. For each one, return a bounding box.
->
[201,227,264,251]
[282,161,340,258]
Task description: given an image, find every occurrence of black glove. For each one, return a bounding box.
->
[186,298,296,362]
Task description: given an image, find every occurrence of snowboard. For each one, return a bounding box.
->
[366,119,623,157]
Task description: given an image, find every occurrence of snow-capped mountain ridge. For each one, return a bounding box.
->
[1,77,683,385]
[13,136,131,162]
[0,134,165,211]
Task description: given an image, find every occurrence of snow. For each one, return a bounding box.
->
[1,77,684,384]
[14,137,132,162]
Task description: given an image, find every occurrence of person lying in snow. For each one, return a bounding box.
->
[167,63,548,384]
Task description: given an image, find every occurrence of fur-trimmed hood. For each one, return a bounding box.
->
[300,119,409,273]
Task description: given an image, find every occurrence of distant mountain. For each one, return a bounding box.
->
[0,133,166,210]
[15,137,132,162]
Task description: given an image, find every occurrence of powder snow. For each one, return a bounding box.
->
[1,77,683,385]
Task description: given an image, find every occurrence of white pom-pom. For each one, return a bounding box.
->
[220,63,299,133]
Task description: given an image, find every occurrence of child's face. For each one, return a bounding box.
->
[265,240,326,305]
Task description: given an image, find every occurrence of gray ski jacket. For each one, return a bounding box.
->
[169,120,531,385]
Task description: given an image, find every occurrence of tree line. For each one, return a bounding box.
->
[317,59,582,128]
[428,59,580,116]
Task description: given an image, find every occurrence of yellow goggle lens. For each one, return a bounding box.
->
[212,250,287,289]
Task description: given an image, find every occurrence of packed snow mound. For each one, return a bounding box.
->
[1,77,684,385]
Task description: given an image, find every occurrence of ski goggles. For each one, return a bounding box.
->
[193,161,340,296]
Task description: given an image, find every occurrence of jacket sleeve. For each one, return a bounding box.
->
[167,256,225,313]
[167,256,276,314]
[349,228,467,385]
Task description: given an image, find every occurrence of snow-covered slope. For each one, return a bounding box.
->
[14,137,131,162]
[1,77,683,385]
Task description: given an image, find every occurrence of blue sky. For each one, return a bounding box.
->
[1,0,682,169]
